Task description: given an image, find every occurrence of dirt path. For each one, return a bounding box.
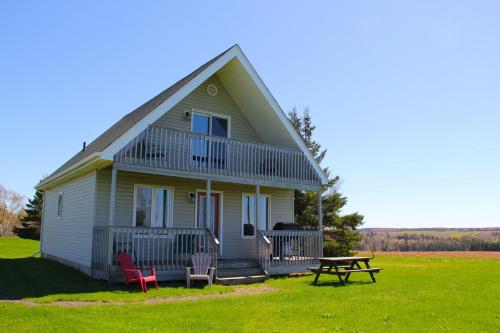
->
[1,286,276,307]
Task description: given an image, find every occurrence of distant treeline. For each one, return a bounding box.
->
[357,228,500,252]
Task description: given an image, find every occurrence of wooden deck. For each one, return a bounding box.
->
[91,226,219,282]
[91,226,323,282]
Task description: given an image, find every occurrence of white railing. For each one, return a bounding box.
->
[114,126,321,186]
[91,226,218,273]
[257,230,322,274]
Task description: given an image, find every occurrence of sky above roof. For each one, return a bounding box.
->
[1,1,499,228]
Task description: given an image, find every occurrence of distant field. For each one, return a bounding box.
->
[357,251,500,258]
[358,227,500,252]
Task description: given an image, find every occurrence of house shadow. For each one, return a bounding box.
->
[0,257,194,300]
[309,280,373,288]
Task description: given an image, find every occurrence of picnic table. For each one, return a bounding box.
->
[310,257,382,285]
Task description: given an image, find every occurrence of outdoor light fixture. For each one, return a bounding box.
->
[188,192,195,203]
[185,111,191,121]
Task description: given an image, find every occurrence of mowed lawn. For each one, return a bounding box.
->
[1,238,499,332]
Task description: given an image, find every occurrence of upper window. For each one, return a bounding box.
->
[192,113,210,135]
[57,192,63,219]
[191,112,229,138]
[134,186,173,227]
[242,194,270,238]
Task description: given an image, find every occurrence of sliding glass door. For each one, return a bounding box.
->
[191,112,229,169]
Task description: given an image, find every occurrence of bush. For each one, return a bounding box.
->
[324,239,351,257]
[13,221,40,240]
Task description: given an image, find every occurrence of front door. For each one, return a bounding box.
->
[196,192,221,244]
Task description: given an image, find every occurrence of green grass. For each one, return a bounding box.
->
[1,238,499,332]
[0,238,236,303]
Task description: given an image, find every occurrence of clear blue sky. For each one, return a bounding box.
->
[1,1,499,228]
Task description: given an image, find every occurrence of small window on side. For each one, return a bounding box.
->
[57,193,63,219]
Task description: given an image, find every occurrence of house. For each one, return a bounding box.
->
[36,45,327,284]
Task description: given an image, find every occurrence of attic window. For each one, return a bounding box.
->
[206,84,218,96]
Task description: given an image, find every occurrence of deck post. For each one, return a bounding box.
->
[317,190,323,231]
[255,185,260,228]
[107,167,117,275]
[255,185,260,256]
[206,179,211,235]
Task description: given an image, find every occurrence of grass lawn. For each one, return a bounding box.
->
[1,238,499,332]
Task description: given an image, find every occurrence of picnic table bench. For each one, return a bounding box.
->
[309,257,382,285]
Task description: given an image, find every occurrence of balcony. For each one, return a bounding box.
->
[113,126,321,189]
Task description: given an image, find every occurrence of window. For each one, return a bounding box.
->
[242,194,269,238]
[57,193,63,219]
[211,116,228,137]
[192,112,229,138]
[134,186,173,227]
[191,111,230,169]
[192,113,210,135]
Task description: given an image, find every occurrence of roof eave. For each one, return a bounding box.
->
[36,153,110,191]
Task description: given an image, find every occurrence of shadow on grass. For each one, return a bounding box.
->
[268,272,373,288]
[0,257,202,300]
[309,280,373,288]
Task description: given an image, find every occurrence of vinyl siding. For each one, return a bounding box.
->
[41,172,96,267]
[153,74,263,143]
[95,170,293,258]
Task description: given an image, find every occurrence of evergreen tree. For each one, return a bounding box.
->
[289,107,364,256]
[14,190,43,239]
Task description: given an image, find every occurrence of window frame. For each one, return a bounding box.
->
[132,184,174,228]
[57,192,63,220]
[191,109,231,138]
[241,193,271,239]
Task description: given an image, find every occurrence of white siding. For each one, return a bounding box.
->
[41,172,96,268]
[95,170,293,258]
[153,74,263,143]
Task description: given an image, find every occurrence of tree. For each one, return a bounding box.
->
[0,185,24,237]
[14,189,43,239]
[288,107,364,256]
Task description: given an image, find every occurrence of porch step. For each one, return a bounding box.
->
[217,259,260,270]
[216,268,267,285]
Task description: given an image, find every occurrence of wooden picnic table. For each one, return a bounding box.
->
[310,257,382,285]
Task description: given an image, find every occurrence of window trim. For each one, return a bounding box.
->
[57,191,63,220]
[132,184,174,227]
[191,109,231,138]
[241,193,271,239]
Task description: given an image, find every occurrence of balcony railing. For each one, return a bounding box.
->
[114,126,321,187]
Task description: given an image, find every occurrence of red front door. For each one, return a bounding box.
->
[196,192,220,237]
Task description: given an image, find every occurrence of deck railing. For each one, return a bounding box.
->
[114,126,321,186]
[91,226,218,274]
[257,230,322,274]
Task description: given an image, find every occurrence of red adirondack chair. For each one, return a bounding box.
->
[117,252,159,293]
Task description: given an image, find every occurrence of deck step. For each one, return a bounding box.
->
[217,267,265,278]
[216,267,268,285]
[216,275,267,285]
[217,259,260,269]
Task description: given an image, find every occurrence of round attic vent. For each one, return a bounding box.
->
[206,84,218,96]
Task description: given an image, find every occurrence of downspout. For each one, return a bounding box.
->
[37,191,46,257]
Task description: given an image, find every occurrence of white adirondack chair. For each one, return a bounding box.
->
[186,253,215,288]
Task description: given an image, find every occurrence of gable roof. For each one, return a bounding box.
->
[38,45,328,189]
